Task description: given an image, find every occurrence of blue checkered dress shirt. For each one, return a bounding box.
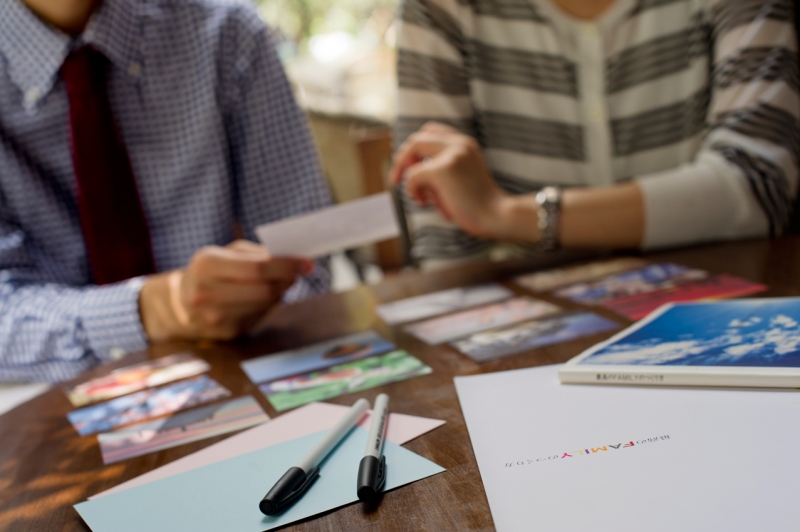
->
[0,0,332,382]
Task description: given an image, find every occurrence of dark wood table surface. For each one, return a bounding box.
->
[2,237,799,531]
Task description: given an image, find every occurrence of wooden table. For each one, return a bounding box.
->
[2,237,799,531]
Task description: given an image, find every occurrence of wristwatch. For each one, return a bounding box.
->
[535,186,562,251]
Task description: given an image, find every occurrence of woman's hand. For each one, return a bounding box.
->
[390,122,521,240]
[390,122,645,248]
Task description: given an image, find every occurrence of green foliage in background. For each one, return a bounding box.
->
[256,0,397,45]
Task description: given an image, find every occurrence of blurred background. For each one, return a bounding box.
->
[257,0,397,120]
[256,0,403,291]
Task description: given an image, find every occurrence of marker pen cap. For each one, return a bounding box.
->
[260,466,318,515]
[356,455,386,502]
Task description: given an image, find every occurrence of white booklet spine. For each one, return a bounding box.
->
[558,365,800,388]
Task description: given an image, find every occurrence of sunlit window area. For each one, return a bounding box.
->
[257,0,397,122]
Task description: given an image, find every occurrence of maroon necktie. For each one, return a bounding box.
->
[61,46,155,285]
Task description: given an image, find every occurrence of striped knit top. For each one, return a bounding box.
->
[394,0,799,267]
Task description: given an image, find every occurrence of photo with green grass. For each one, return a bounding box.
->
[259,350,432,411]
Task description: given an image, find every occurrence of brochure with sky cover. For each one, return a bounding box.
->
[560,298,800,388]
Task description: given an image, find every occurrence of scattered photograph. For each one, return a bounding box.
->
[514,258,647,292]
[376,283,513,325]
[403,297,561,345]
[241,331,396,384]
[599,274,767,320]
[259,350,432,412]
[67,375,231,436]
[98,396,269,464]
[578,298,800,368]
[65,353,210,407]
[553,263,708,305]
[452,312,621,362]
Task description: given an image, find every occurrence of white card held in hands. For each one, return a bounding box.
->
[255,192,400,258]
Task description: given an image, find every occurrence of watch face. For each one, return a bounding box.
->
[543,187,560,203]
[537,187,561,207]
[536,187,561,251]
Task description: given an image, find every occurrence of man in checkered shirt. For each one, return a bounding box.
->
[0,0,333,382]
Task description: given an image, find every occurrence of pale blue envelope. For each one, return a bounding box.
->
[75,426,445,531]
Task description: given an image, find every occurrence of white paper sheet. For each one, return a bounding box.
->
[455,365,800,532]
[93,401,444,499]
[0,383,50,418]
[254,192,399,257]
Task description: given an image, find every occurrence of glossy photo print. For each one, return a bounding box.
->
[67,375,231,436]
[553,263,708,305]
[65,353,210,407]
[98,396,269,464]
[597,274,767,320]
[241,331,396,385]
[514,258,647,292]
[403,297,561,345]
[453,312,621,362]
[259,350,432,411]
[376,283,513,325]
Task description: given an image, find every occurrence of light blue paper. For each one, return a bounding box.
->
[75,426,445,531]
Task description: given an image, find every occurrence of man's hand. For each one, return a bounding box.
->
[390,122,525,240]
[139,240,313,342]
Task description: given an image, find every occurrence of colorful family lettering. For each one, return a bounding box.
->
[503,435,670,468]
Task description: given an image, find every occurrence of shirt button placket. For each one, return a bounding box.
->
[577,22,614,186]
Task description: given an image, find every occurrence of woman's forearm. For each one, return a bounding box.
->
[560,182,644,248]
[392,123,646,250]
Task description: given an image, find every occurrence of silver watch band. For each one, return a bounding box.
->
[535,186,562,251]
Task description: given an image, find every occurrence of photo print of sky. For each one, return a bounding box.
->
[579,299,800,368]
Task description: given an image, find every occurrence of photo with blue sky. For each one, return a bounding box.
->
[580,299,800,368]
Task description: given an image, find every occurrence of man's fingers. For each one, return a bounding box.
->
[218,281,293,318]
[189,246,306,283]
[152,243,305,343]
[226,239,270,256]
[261,257,312,279]
[183,279,280,307]
[189,247,266,282]
[227,240,315,275]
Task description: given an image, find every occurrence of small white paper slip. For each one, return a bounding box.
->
[255,192,400,258]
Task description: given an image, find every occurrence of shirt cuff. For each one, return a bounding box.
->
[76,277,149,361]
[637,151,769,249]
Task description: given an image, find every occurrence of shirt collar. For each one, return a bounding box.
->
[82,0,143,81]
[0,0,142,111]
